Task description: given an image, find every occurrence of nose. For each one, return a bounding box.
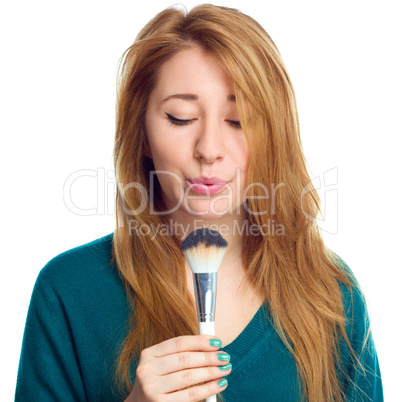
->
[194,120,225,163]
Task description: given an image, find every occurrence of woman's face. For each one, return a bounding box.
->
[145,46,250,223]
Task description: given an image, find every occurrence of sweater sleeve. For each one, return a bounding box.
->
[15,268,87,401]
[341,283,384,401]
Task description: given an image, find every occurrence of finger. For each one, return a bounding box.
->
[153,350,231,376]
[158,363,232,393]
[149,335,222,359]
[165,377,229,402]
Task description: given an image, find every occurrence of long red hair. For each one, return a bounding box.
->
[111,4,364,401]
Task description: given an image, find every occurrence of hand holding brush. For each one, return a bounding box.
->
[127,335,231,401]
[181,228,229,402]
[126,228,230,402]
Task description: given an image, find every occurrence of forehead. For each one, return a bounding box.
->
[152,46,234,95]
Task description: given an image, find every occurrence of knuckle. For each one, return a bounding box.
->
[204,351,213,365]
[135,363,150,380]
[181,368,193,384]
[135,365,146,379]
[206,380,216,395]
[139,348,150,362]
[187,386,200,401]
[141,383,155,399]
[207,365,216,378]
[174,336,185,351]
[178,351,191,367]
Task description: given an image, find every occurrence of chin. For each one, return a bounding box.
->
[184,201,236,218]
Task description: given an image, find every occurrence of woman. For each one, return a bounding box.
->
[15,4,383,401]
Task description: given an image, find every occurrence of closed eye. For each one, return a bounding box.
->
[165,113,241,129]
[165,112,193,126]
[226,120,241,129]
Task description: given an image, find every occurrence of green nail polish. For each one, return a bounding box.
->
[217,352,230,361]
[218,379,228,387]
[219,363,232,371]
[209,339,222,347]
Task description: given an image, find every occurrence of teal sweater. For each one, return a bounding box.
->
[15,233,383,401]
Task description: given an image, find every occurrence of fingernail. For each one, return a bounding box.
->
[217,352,230,361]
[209,339,222,347]
[219,363,232,371]
[218,379,228,387]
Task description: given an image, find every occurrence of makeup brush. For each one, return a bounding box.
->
[181,228,228,401]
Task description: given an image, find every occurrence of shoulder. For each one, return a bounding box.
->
[18,233,130,401]
[328,256,384,400]
[39,232,114,278]
[33,232,122,306]
[330,253,370,343]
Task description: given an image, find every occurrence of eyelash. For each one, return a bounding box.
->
[165,113,241,129]
[165,113,193,126]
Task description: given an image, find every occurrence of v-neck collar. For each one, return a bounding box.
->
[222,302,273,371]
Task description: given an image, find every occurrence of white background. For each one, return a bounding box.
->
[1,0,399,400]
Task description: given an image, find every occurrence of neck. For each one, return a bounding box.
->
[169,206,248,277]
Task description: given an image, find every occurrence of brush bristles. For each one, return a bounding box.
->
[181,228,228,274]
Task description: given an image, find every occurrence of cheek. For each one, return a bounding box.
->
[240,139,251,169]
[234,144,250,190]
[241,146,250,167]
[149,140,189,173]
[147,127,193,171]
[230,138,250,169]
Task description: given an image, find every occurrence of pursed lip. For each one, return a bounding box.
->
[187,176,229,185]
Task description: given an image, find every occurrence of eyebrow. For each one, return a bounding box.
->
[161,94,236,103]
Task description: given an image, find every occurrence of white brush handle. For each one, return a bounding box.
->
[199,321,215,336]
[207,393,217,402]
[199,321,217,402]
